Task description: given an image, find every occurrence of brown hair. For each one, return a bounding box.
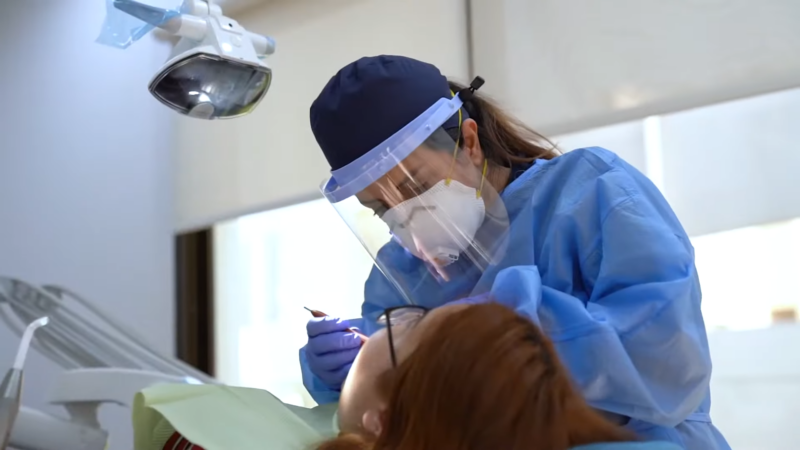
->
[447,80,560,167]
[317,303,635,450]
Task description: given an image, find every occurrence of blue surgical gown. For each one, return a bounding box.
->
[300,147,730,450]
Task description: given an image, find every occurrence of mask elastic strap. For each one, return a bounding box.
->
[445,89,463,187]
[477,160,487,199]
[446,90,487,199]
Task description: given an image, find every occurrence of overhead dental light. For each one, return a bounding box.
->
[97,0,276,120]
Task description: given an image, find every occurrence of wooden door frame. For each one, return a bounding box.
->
[175,229,215,376]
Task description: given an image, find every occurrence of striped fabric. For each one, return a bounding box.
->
[162,431,206,450]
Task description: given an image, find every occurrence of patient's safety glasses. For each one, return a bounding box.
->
[377,305,429,368]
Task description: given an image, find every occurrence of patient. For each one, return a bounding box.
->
[325,302,680,450]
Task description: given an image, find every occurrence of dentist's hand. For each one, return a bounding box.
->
[305,316,362,389]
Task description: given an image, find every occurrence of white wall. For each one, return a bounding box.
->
[709,326,800,450]
[175,0,469,231]
[659,88,800,236]
[0,1,176,448]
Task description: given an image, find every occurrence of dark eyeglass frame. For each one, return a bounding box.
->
[378,305,430,367]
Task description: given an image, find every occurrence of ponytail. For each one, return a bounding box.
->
[447,80,560,168]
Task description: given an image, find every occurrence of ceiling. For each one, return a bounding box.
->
[471,0,800,136]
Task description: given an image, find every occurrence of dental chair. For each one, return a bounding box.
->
[0,277,332,450]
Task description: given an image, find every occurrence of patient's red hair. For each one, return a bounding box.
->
[317,302,634,450]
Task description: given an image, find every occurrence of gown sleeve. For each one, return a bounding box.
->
[491,176,711,427]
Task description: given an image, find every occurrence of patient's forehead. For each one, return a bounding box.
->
[340,303,470,397]
[338,303,471,433]
[355,303,471,372]
[359,327,393,372]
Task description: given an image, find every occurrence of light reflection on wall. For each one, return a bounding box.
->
[216,197,391,406]
[693,218,800,331]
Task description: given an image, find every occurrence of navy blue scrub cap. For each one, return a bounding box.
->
[310,55,469,172]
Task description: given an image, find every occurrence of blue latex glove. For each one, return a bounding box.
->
[305,316,362,390]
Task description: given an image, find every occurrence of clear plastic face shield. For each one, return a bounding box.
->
[321,88,509,305]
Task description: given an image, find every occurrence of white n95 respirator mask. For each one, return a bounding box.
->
[382,180,486,267]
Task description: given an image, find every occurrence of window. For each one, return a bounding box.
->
[213,198,376,407]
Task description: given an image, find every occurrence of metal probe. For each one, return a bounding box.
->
[304,307,368,342]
